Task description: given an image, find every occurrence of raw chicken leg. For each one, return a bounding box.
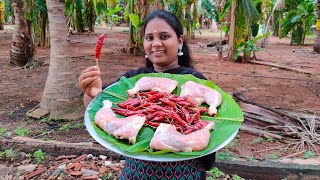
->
[180,81,222,116]
[150,122,214,152]
[127,77,178,96]
[95,100,146,144]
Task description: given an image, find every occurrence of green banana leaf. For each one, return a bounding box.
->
[87,73,243,158]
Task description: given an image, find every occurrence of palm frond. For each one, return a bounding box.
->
[239,0,259,23]
[273,0,285,11]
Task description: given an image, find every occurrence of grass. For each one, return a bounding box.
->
[304,151,314,159]
[207,167,245,180]
[33,149,45,164]
[0,127,7,137]
[267,153,279,160]
[15,126,29,136]
[249,137,263,145]
[216,149,235,160]
[0,148,19,162]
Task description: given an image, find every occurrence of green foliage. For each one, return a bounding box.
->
[201,0,219,21]
[267,137,274,143]
[0,148,18,161]
[304,151,314,159]
[39,117,53,124]
[101,173,115,180]
[73,122,84,129]
[33,149,45,164]
[245,156,258,163]
[59,124,70,133]
[267,153,279,160]
[4,0,12,22]
[232,174,245,180]
[15,126,29,136]
[216,150,233,160]
[238,0,260,23]
[234,33,270,60]
[249,137,263,145]
[207,167,225,179]
[129,13,140,30]
[105,4,122,29]
[0,127,7,137]
[280,0,316,45]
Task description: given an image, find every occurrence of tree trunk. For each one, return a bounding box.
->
[134,0,149,56]
[10,0,34,66]
[84,0,96,32]
[227,0,237,61]
[39,0,83,119]
[127,0,134,54]
[0,10,3,30]
[314,1,320,53]
[76,6,85,33]
[185,1,192,39]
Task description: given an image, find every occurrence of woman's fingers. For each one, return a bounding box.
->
[79,69,100,82]
[80,76,100,90]
[79,66,102,98]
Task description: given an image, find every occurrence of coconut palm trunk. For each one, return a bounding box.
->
[0,9,3,30]
[314,0,320,53]
[227,0,237,61]
[10,0,34,66]
[39,0,83,119]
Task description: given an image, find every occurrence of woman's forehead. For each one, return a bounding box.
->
[145,18,175,33]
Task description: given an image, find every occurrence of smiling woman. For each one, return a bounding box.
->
[143,18,183,71]
[79,9,215,180]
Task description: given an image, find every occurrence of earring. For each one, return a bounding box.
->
[178,45,184,56]
[144,54,148,58]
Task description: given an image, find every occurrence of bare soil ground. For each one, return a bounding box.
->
[0,26,319,178]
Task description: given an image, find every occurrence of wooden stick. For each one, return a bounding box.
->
[243,112,279,125]
[241,124,283,140]
[248,60,315,76]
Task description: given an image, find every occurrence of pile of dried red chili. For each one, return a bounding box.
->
[111,91,210,134]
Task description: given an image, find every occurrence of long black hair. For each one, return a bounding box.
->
[142,10,193,68]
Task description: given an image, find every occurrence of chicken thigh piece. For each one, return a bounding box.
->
[150,122,214,152]
[180,81,222,116]
[95,100,146,144]
[127,77,178,96]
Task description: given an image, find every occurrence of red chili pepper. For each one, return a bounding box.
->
[169,112,186,127]
[180,106,191,123]
[183,120,208,134]
[145,121,161,128]
[152,116,166,122]
[95,33,107,66]
[147,94,165,102]
[111,108,144,116]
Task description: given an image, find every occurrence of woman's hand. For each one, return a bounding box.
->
[79,66,102,98]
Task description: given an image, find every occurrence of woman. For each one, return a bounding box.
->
[79,10,215,179]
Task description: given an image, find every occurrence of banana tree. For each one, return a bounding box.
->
[38,0,83,119]
[10,0,34,66]
[0,0,4,30]
[84,0,97,32]
[23,0,48,47]
[105,4,122,30]
[75,0,85,33]
[313,0,319,53]
[65,0,98,33]
[127,0,149,55]
[202,0,230,60]
[280,0,316,45]
[228,0,260,61]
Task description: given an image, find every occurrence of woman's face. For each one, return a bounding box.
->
[143,18,184,72]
